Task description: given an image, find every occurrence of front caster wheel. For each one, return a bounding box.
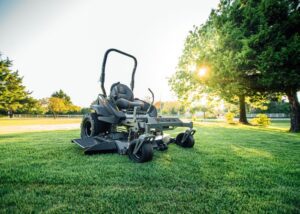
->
[175,133,195,148]
[128,141,153,163]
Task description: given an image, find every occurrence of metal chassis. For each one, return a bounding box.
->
[97,106,195,156]
[72,111,195,156]
[72,48,196,157]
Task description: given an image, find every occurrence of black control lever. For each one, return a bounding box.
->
[147,88,154,113]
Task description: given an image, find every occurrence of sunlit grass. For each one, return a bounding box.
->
[231,145,273,159]
[194,119,291,132]
[0,122,299,213]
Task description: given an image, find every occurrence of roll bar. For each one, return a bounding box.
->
[100,48,138,97]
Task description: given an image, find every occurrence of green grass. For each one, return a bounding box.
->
[269,120,291,129]
[0,122,299,213]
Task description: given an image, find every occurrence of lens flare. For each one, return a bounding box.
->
[198,67,207,77]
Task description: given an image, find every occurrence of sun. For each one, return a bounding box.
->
[198,67,207,77]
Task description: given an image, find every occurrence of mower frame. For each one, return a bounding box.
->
[100,48,137,97]
[72,48,196,163]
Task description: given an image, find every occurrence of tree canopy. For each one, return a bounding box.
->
[0,55,36,116]
[49,90,80,117]
[52,89,72,104]
[0,55,82,117]
[170,0,300,132]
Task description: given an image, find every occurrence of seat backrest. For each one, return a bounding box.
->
[110,82,134,101]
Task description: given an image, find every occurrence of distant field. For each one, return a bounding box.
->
[0,118,81,126]
[196,119,291,131]
[0,122,299,213]
[0,118,291,134]
[0,117,290,128]
[0,118,81,134]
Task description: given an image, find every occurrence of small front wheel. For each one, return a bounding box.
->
[128,140,153,163]
[175,133,195,148]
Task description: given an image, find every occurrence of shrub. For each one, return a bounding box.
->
[251,114,271,127]
[225,112,235,124]
[192,115,197,122]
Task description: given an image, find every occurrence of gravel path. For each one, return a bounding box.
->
[0,123,80,134]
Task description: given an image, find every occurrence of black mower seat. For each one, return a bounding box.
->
[115,98,145,110]
[110,83,146,110]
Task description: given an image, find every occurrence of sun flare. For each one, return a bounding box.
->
[198,67,207,77]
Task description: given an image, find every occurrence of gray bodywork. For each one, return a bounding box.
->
[72,48,195,158]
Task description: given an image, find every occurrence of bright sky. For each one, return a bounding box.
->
[0,0,219,107]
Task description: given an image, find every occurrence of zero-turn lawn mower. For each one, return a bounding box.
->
[72,48,196,163]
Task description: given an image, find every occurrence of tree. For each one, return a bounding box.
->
[155,101,185,115]
[249,0,300,132]
[37,98,51,114]
[0,55,34,117]
[48,97,67,118]
[14,97,44,114]
[52,89,72,104]
[50,90,81,115]
[224,0,300,131]
[67,104,81,114]
[171,0,299,131]
[169,1,266,124]
[81,107,91,115]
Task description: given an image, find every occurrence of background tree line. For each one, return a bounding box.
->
[0,55,82,118]
[169,0,299,132]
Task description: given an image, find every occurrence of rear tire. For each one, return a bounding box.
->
[175,133,195,148]
[80,113,111,138]
[128,140,153,163]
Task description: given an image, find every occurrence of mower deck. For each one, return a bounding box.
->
[72,137,118,154]
[72,133,174,155]
[72,117,194,155]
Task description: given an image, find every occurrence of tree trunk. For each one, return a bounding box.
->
[203,111,206,120]
[239,94,249,124]
[8,109,13,118]
[286,89,300,132]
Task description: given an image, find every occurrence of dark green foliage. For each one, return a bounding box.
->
[171,0,300,131]
[251,101,290,114]
[0,124,299,213]
[0,55,38,116]
[80,107,91,114]
[170,0,269,124]
[222,0,300,131]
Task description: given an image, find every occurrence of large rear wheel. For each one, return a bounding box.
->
[80,113,111,138]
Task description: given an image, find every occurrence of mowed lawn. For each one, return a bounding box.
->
[0,121,299,213]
